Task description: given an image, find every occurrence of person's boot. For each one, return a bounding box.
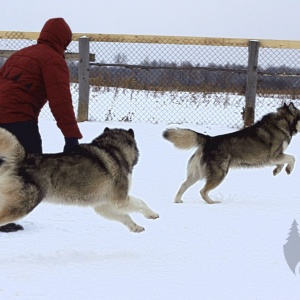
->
[0,223,24,232]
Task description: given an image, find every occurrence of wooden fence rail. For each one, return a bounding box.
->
[1,31,300,48]
[0,49,95,61]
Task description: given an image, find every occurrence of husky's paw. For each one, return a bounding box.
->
[273,165,283,176]
[285,165,293,175]
[129,223,145,233]
[174,199,184,203]
[145,211,159,219]
[205,200,221,204]
[142,208,159,219]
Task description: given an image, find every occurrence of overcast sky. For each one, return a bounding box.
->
[2,0,300,40]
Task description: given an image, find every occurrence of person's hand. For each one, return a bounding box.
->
[63,137,79,152]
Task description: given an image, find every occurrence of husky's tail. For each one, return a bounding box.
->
[162,128,209,150]
[0,128,25,165]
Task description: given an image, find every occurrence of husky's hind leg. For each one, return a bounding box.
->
[200,163,229,204]
[174,175,200,203]
[94,204,145,233]
[200,178,224,204]
[0,182,42,226]
[174,152,203,203]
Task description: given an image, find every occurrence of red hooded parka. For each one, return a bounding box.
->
[0,18,82,139]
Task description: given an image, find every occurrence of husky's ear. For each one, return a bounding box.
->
[128,128,134,138]
[278,103,288,113]
[288,102,297,113]
[104,127,110,133]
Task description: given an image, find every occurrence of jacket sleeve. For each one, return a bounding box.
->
[42,56,83,139]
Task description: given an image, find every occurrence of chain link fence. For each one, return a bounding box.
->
[86,40,248,127]
[1,32,300,127]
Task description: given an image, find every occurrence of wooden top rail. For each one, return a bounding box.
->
[0,49,95,61]
[0,31,300,49]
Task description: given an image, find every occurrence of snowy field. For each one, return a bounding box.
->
[1,112,300,299]
[41,85,294,127]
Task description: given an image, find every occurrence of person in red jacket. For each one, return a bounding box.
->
[0,18,83,232]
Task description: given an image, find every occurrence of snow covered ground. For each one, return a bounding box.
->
[1,116,300,299]
[41,86,293,127]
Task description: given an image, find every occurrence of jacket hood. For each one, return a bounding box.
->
[37,18,72,56]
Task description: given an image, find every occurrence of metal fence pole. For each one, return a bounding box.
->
[77,36,90,122]
[244,40,260,127]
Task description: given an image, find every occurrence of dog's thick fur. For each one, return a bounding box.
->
[163,103,300,204]
[0,127,159,233]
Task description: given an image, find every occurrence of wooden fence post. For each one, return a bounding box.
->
[244,40,260,127]
[77,36,90,122]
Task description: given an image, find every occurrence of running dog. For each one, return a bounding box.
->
[163,102,300,204]
[0,127,159,232]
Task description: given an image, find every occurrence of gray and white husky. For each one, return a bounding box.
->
[0,127,159,233]
[163,102,300,204]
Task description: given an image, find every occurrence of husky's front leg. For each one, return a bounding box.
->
[94,204,145,233]
[272,154,295,175]
[127,195,159,219]
[273,164,284,176]
[126,175,159,218]
[285,154,295,174]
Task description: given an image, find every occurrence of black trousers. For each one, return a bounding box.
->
[0,121,42,154]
